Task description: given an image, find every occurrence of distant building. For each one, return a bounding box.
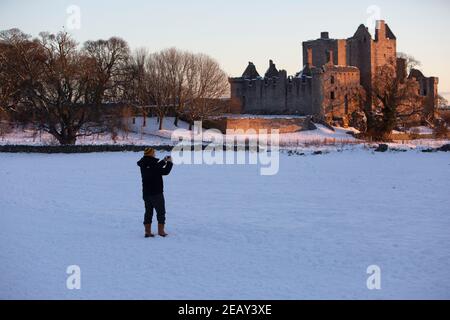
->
[229,20,438,124]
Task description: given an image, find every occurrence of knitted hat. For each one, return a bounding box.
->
[144,147,155,157]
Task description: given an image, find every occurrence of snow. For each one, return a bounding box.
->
[212,114,307,119]
[1,117,448,151]
[0,126,170,146]
[123,117,362,147]
[407,126,434,135]
[1,150,450,299]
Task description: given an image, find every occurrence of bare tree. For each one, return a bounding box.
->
[1,27,229,140]
[0,29,41,119]
[145,51,172,130]
[125,49,228,131]
[0,105,12,138]
[369,58,420,139]
[183,53,229,130]
[160,48,192,127]
[0,29,119,144]
[83,37,130,105]
[437,94,448,110]
[127,48,149,127]
[397,52,421,74]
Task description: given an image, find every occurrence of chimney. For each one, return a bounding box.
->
[375,20,386,41]
[321,32,329,39]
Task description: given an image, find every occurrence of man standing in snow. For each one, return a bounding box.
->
[137,148,173,238]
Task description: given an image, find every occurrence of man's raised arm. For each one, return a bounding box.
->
[158,157,173,176]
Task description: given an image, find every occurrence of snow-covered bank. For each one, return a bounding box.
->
[1,117,448,152]
[1,150,449,299]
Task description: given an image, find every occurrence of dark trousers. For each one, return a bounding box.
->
[143,193,166,225]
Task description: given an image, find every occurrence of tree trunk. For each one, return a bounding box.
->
[142,109,147,127]
[174,115,179,127]
[56,134,77,145]
[159,115,164,130]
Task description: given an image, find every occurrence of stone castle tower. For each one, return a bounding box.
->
[229,20,439,122]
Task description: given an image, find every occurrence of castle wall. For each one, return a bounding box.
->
[346,26,373,108]
[373,21,397,70]
[229,65,361,118]
[302,35,347,68]
[347,21,397,109]
[414,74,439,118]
[259,75,287,111]
[229,72,316,115]
[425,77,439,117]
[336,40,347,66]
[320,67,362,119]
[285,78,314,114]
[311,72,324,116]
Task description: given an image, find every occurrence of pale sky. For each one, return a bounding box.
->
[1,0,450,100]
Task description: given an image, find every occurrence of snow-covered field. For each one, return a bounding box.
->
[1,150,449,299]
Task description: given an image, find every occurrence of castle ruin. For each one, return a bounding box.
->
[229,21,438,124]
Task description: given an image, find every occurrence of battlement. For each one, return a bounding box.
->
[229,60,318,114]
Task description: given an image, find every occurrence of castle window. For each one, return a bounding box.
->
[331,75,335,84]
[330,91,335,100]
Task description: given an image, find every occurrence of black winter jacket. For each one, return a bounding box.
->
[137,156,173,196]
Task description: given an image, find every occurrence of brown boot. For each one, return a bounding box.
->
[144,224,154,238]
[158,223,168,237]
